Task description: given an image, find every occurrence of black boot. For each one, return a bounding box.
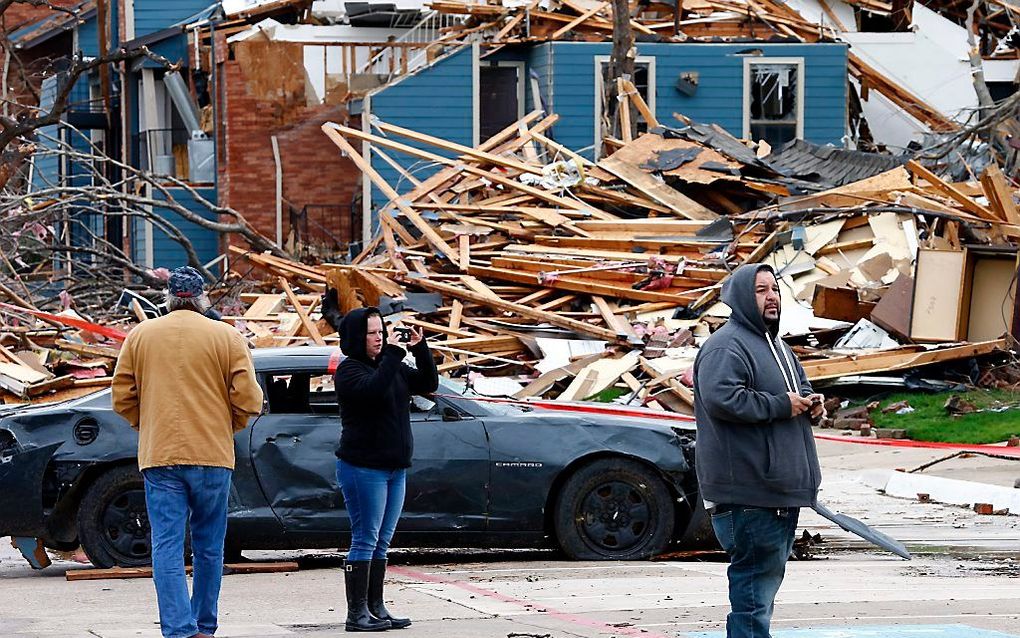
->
[368,559,411,629]
[344,560,390,632]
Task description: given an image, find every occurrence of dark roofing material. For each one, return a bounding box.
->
[767,138,905,188]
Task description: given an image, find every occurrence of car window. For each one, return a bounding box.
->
[437,378,532,416]
[265,372,337,414]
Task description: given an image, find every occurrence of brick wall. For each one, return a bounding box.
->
[0,0,78,31]
[218,54,361,256]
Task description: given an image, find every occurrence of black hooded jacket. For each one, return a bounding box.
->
[692,264,821,508]
[334,307,439,469]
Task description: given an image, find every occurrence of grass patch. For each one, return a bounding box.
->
[867,389,1020,444]
[588,387,630,403]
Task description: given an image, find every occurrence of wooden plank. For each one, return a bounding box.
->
[405,276,631,344]
[802,339,1006,381]
[514,351,610,399]
[442,335,524,353]
[550,0,610,38]
[54,340,120,360]
[279,278,326,346]
[66,562,299,582]
[906,160,997,221]
[980,164,1020,225]
[598,155,718,221]
[244,294,285,318]
[620,78,659,128]
[326,122,599,216]
[321,124,462,266]
[468,264,698,304]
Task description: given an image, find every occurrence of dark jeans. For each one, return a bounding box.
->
[710,505,800,638]
[143,465,232,638]
[336,459,406,562]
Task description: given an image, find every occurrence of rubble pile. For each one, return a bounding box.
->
[222,110,1015,416]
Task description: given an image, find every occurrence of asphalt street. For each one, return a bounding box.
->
[1,437,1018,638]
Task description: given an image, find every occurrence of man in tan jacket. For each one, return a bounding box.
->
[112,266,263,638]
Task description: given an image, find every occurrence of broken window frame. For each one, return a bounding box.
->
[742,58,804,149]
[593,55,656,160]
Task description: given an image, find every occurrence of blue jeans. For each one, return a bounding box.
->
[710,505,800,638]
[336,460,406,562]
[143,465,232,638]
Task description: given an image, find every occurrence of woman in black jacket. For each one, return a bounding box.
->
[333,306,439,632]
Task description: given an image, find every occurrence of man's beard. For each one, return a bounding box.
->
[762,312,779,329]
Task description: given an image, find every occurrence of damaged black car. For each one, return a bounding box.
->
[0,347,711,568]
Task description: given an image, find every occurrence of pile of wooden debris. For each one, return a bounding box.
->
[219,109,1016,416]
[1,110,1017,415]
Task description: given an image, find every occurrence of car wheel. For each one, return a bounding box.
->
[554,458,675,560]
[77,466,152,568]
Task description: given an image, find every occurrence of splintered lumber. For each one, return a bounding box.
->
[801,339,1007,381]
[467,265,694,304]
[980,164,1020,225]
[405,275,636,344]
[322,124,462,266]
[906,160,997,221]
[848,54,958,133]
[279,278,326,346]
[514,351,610,398]
[598,155,718,220]
[558,350,640,401]
[65,562,299,581]
[323,122,602,217]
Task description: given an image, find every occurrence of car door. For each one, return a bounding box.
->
[249,370,345,537]
[401,396,490,532]
[250,370,491,535]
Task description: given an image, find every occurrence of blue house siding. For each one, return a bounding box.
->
[548,42,848,157]
[132,187,220,268]
[133,0,212,39]
[76,15,99,57]
[367,46,475,231]
[31,76,61,192]
[527,43,553,123]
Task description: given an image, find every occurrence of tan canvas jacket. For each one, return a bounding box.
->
[112,310,264,470]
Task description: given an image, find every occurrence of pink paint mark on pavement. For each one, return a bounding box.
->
[390,565,676,638]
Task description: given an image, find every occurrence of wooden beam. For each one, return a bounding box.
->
[323,122,599,217]
[550,1,610,38]
[405,275,632,344]
[802,339,1006,381]
[598,155,718,220]
[907,160,997,221]
[279,277,326,346]
[980,164,1020,225]
[321,124,462,266]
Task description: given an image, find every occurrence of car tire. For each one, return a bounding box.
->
[77,466,153,568]
[554,458,675,560]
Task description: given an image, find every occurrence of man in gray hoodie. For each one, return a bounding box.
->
[693,263,824,638]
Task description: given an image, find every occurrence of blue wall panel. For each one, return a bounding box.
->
[132,187,219,269]
[367,46,475,232]
[548,41,848,157]
[133,0,211,39]
[76,15,99,57]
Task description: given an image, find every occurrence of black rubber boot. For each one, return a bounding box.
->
[344,560,391,632]
[368,559,411,629]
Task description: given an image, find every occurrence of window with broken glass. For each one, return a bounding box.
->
[748,62,800,149]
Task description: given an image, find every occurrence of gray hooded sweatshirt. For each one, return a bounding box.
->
[693,264,821,508]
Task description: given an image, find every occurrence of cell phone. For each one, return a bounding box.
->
[393,326,412,343]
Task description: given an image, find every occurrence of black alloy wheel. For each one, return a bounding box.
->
[554,457,675,560]
[77,466,152,568]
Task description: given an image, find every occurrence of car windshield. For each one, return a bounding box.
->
[437,378,532,416]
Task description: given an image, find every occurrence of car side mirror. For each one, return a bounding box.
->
[441,406,462,422]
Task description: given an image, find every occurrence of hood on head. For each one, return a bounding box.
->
[720,263,779,337]
[338,306,385,361]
